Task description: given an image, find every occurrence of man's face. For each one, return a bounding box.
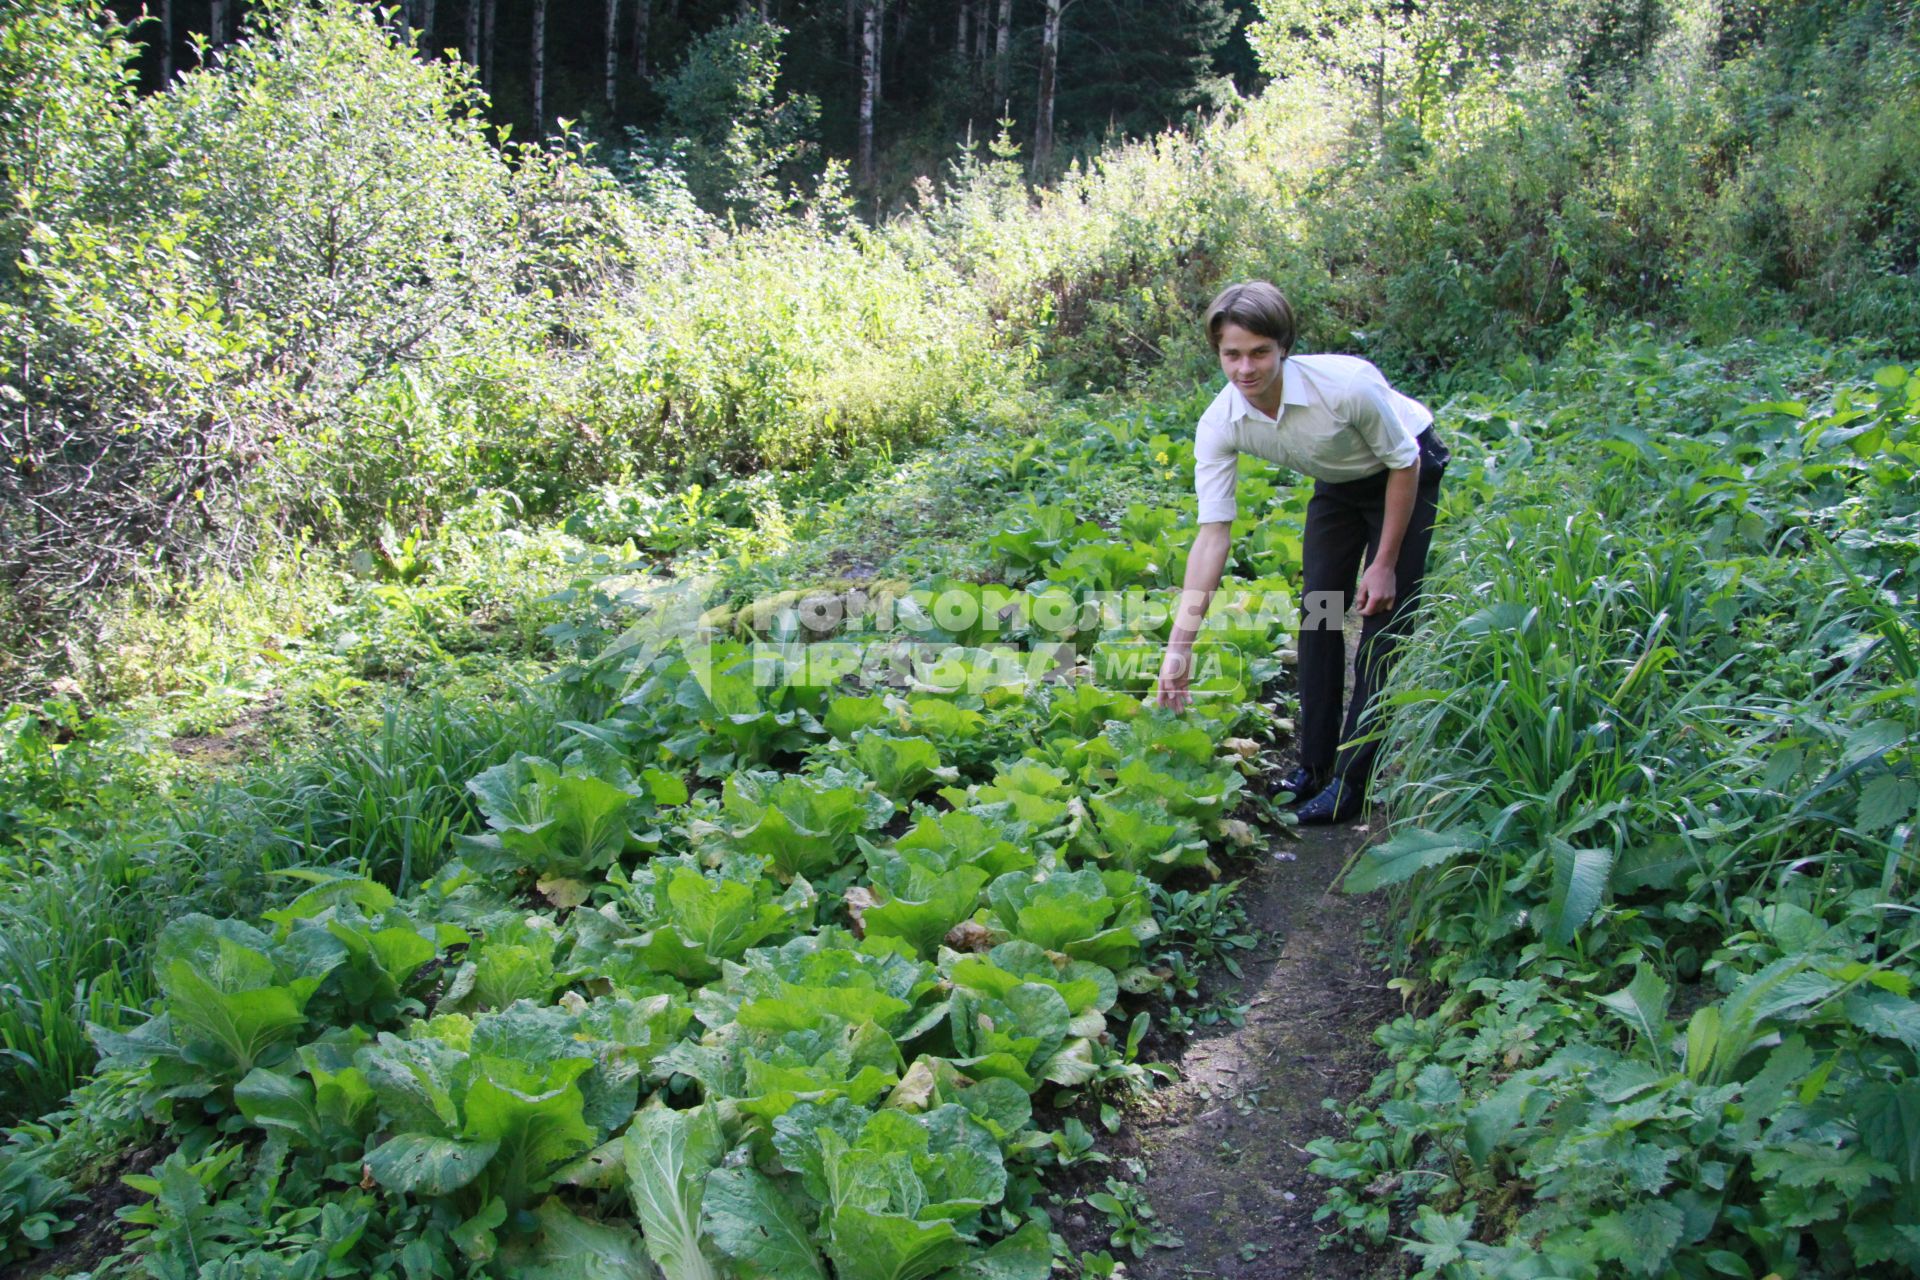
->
[1216,322,1283,411]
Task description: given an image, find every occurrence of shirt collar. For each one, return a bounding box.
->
[1227,357,1311,422]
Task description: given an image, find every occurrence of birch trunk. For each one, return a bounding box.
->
[858,1,878,188]
[1034,0,1061,173]
[993,0,1012,107]
[532,0,547,136]
[209,0,227,47]
[465,0,480,68]
[419,0,437,51]
[873,0,883,103]
[605,0,620,111]
[160,0,174,81]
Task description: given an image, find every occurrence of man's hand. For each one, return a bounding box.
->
[1355,562,1398,617]
[1156,646,1192,712]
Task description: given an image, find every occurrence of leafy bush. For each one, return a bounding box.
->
[2,0,527,609]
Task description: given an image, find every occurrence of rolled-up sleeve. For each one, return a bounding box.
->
[1345,362,1426,471]
[1194,414,1239,524]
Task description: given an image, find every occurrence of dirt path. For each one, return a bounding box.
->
[1061,821,1406,1280]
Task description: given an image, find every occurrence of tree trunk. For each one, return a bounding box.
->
[858,0,878,188]
[957,1,969,59]
[604,0,620,112]
[209,0,227,47]
[482,0,496,92]
[420,0,437,51]
[1374,9,1386,137]
[532,0,547,136]
[160,0,174,81]
[1034,0,1061,174]
[633,0,650,81]
[465,0,480,68]
[993,0,1012,108]
[873,0,883,102]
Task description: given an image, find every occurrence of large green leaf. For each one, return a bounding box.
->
[624,1103,727,1280]
[1077,792,1211,879]
[825,1205,967,1280]
[1844,989,1920,1056]
[1587,1200,1684,1276]
[1596,964,1673,1065]
[150,915,341,1082]
[893,809,1036,879]
[931,1222,1053,1280]
[358,1031,465,1134]
[703,1164,828,1280]
[1541,838,1613,944]
[364,1133,500,1197]
[497,1199,652,1280]
[949,942,1115,1020]
[982,869,1157,972]
[950,985,1071,1091]
[1342,828,1481,894]
[863,847,991,959]
[461,754,641,880]
[1851,1081,1920,1184]
[234,1067,324,1148]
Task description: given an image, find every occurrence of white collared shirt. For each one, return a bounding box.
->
[1193,354,1432,524]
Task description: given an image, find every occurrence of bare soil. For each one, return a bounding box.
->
[1057,820,1408,1280]
[167,692,281,766]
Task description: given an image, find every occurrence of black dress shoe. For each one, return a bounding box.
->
[1276,766,1327,806]
[1296,779,1363,825]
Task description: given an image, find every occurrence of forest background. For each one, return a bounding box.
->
[4,0,1915,700]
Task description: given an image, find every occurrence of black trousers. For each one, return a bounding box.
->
[1296,428,1447,792]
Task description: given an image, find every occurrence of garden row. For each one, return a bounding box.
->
[0,404,1303,1276]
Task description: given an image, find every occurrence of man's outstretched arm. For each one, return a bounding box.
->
[1156,521,1232,711]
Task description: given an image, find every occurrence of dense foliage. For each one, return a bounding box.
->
[1311,337,1920,1276]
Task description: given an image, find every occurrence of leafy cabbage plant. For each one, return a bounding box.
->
[670,640,829,772]
[655,930,943,1121]
[842,731,958,801]
[586,852,819,984]
[724,767,894,884]
[981,869,1161,986]
[856,844,992,960]
[94,914,345,1103]
[458,751,686,894]
[771,1099,1049,1280]
[356,999,671,1261]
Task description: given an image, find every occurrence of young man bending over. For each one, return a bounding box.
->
[1154,281,1448,824]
